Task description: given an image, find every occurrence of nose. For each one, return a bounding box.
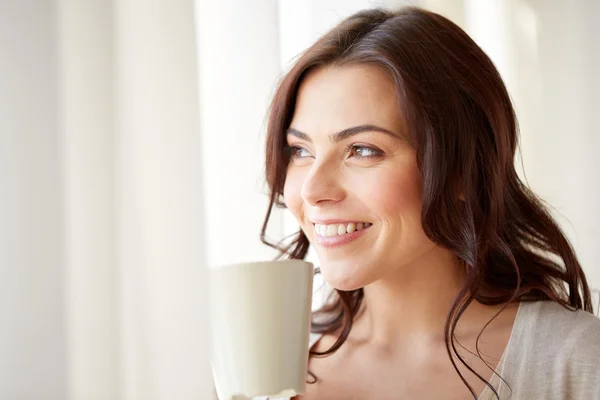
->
[300,160,346,206]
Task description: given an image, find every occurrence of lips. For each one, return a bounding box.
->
[310,221,372,248]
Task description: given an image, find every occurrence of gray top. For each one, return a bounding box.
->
[479,300,600,399]
[260,300,600,399]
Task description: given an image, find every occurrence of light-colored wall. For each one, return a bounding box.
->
[0,1,67,399]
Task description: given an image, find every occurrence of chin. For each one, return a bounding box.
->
[325,276,364,291]
[319,259,376,291]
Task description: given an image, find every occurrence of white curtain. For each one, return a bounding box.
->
[61,0,211,398]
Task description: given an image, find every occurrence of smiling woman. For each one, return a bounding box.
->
[283,65,425,292]
[259,6,600,400]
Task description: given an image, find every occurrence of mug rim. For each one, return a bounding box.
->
[215,259,314,270]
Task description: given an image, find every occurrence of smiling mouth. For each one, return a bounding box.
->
[313,222,372,237]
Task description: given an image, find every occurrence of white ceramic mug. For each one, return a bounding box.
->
[210,260,314,400]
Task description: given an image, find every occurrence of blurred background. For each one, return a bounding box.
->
[1,0,598,399]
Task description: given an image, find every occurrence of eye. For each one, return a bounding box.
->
[289,146,313,159]
[348,145,383,159]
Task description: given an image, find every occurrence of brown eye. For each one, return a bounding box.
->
[349,145,382,158]
[289,146,312,159]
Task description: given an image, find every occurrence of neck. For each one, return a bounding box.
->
[352,245,485,347]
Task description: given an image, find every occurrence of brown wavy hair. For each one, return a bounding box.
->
[260,6,593,399]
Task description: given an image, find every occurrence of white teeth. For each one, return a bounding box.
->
[313,222,371,237]
[347,222,356,233]
[326,225,337,236]
[319,224,327,237]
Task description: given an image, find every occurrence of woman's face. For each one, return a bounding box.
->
[284,65,437,290]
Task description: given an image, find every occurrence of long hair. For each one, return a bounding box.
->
[260,6,592,399]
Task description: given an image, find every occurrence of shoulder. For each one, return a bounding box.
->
[520,300,600,353]
[518,300,600,396]
[524,300,600,338]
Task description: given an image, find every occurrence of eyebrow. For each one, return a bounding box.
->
[286,124,401,143]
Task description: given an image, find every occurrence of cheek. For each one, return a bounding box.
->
[363,165,423,221]
[283,169,304,219]
[373,164,432,264]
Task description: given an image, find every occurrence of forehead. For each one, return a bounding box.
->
[290,64,402,136]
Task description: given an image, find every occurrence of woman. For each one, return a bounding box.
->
[259,6,600,400]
